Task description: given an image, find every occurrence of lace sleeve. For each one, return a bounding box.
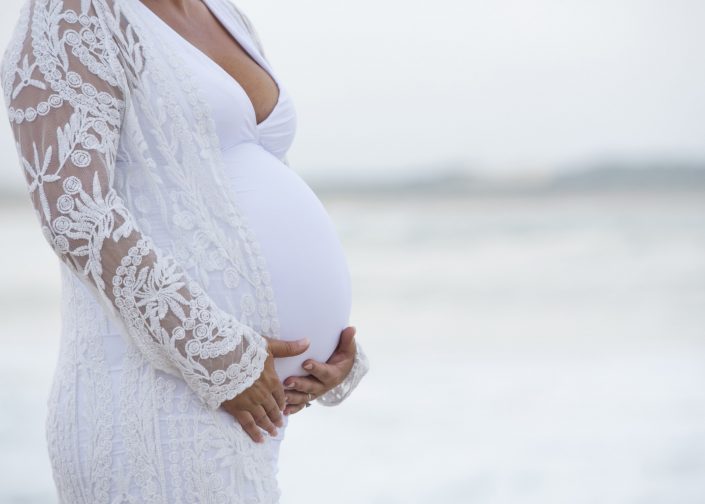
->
[1,0,269,411]
[316,341,370,406]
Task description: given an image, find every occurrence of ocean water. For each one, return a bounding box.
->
[1,190,704,503]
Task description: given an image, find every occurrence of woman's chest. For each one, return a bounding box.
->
[135,0,280,126]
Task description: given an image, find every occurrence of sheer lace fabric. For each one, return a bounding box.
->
[5,0,269,410]
[1,0,368,501]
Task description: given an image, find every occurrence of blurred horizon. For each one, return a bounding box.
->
[2,156,705,200]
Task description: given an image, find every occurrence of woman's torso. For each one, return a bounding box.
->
[123,0,353,380]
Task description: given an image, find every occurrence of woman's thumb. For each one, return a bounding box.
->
[337,326,356,352]
[268,337,310,358]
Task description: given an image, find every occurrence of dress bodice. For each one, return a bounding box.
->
[133,0,297,161]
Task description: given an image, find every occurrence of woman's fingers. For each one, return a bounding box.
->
[302,360,335,385]
[284,375,327,396]
[232,410,264,443]
[263,395,284,428]
[272,386,287,412]
[284,390,309,406]
[284,402,306,416]
[278,326,361,418]
[229,398,282,443]
[266,337,310,358]
[335,326,357,356]
[253,405,278,437]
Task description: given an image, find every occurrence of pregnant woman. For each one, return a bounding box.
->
[1,0,369,502]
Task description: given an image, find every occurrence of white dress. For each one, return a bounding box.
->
[131,0,355,386]
[0,0,369,502]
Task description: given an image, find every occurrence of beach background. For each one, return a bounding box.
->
[1,0,704,503]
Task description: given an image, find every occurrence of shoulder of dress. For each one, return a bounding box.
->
[215,0,267,59]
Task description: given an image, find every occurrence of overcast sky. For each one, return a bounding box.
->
[1,0,704,188]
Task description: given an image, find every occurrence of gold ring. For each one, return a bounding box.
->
[307,392,313,401]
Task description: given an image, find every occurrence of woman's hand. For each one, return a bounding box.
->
[221,337,309,442]
[282,326,357,416]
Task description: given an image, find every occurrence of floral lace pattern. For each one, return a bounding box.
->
[3,0,272,411]
[2,0,368,501]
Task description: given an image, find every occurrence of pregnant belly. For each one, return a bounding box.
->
[221,143,352,381]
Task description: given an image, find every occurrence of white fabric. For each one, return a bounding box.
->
[0,0,370,502]
[132,0,352,381]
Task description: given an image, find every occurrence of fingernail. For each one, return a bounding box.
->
[300,337,310,347]
[285,382,295,388]
[303,362,313,370]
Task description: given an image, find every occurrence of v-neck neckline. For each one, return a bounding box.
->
[135,0,282,128]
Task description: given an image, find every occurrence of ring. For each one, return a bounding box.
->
[305,402,311,408]
[307,392,313,401]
